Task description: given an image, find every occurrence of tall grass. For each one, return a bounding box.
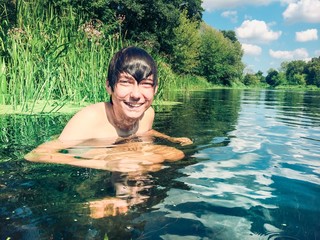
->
[1,1,122,113]
[155,56,212,102]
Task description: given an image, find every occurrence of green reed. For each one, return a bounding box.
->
[155,57,212,102]
[1,1,121,113]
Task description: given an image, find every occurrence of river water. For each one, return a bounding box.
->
[0,89,319,239]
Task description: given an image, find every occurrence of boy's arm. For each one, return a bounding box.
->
[24,139,168,172]
[24,139,82,164]
[145,129,193,146]
[24,139,124,171]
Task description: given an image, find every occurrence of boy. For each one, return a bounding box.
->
[25,46,192,171]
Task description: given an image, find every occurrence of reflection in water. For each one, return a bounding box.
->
[80,171,155,219]
[0,89,319,239]
[149,90,320,240]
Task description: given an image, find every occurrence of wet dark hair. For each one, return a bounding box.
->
[107,46,158,91]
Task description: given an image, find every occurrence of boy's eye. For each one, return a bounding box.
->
[119,79,132,85]
[139,80,154,88]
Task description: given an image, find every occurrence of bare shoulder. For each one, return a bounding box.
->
[137,107,155,134]
[144,106,155,118]
[142,106,155,123]
[59,102,107,141]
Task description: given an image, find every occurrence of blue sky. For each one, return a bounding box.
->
[202,0,320,75]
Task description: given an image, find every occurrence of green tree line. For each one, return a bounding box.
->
[243,57,320,88]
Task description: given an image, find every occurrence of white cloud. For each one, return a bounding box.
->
[269,48,309,60]
[236,20,282,43]
[242,43,262,55]
[202,0,276,11]
[296,29,318,42]
[315,50,320,56]
[283,0,320,23]
[221,10,238,23]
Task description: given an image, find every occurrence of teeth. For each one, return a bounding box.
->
[126,102,142,107]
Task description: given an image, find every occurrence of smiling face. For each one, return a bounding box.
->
[107,47,158,92]
[107,72,158,121]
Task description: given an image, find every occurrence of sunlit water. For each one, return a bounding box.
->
[0,89,319,240]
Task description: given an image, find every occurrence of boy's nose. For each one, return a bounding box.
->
[130,84,142,99]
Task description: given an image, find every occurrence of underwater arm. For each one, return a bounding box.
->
[24,139,118,169]
[24,139,124,170]
[24,139,81,164]
[24,139,169,172]
[145,129,193,146]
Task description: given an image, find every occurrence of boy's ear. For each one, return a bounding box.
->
[106,80,112,94]
[154,85,159,94]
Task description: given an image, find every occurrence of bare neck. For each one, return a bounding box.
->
[105,102,139,137]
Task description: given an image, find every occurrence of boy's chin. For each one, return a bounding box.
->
[125,112,144,120]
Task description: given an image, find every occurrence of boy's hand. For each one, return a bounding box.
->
[171,137,193,146]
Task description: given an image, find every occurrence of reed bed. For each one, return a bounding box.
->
[1,1,122,113]
[0,0,211,114]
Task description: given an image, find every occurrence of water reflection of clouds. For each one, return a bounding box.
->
[193,152,260,168]
[152,187,277,240]
[225,97,320,186]
[270,162,320,185]
[187,150,277,208]
[154,91,320,239]
[179,160,276,204]
[148,152,279,239]
[159,212,259,240]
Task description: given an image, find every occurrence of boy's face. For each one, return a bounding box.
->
[107,72,158,120]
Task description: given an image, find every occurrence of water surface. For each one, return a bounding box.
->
[0,89,319,239]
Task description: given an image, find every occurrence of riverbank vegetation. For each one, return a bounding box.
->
[243,58,320,89]
[0,0,319,114]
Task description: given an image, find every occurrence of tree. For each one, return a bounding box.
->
[197,23,244,85]
[265,69,285,87]
[104,0,203,53]
[171,10,200,74]
[16,0,203,54]
[283,60,307,85]
[243,73,260,86]
[255,70,266,84]
[292,73,306,86]
[305,57,320,87]
[266,69,278,87]
[221,30,237,43]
